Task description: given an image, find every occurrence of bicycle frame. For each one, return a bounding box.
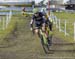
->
[40,29,48,45]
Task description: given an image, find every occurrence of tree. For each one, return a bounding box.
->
[39,0,45,6]
[32,1,35,5]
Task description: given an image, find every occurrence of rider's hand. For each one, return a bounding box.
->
[30,28,33,31]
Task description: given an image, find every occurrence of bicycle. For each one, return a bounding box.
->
[32,25,53,54]
[39,26,53,54]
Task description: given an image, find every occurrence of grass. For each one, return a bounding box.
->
[53,12,75,43]
[0,10,21,12]
[0,15,17,44]
[0,14,74,59]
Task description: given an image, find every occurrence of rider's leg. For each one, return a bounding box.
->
[34,28,42,38]
[49,24,52,31]
[34,28,39,34]
[41,23,48,39]
[42,23,46,32]
[46,19,53,31]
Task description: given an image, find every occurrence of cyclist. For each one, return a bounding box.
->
[30,8,46,36]
[30,8,52,46]
[41,8,53,31]
[41,8,53,45]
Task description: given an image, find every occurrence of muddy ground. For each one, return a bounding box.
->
[0,16,75,59]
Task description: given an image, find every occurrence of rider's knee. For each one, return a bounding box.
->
[35,29,38,34]
[42,26,45,31]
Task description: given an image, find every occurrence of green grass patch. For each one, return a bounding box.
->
[53,12,75,43]
[0,15,18,44]
[53,26,74,43]
[54,12,75,22]
[0,10,21,12]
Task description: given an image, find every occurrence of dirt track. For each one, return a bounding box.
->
[0,16,75,59]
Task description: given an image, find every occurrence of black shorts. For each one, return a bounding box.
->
[34,19,45,29]
[35,24,42,29]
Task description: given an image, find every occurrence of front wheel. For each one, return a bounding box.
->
[40,35,50,54]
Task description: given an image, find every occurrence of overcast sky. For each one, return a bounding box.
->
[0,0,27,2]
[35,0,69,3]
[0,0,69,3]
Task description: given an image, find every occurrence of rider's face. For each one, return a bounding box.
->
[34,13,38,17]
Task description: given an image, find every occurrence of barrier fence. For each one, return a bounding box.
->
[0,10,12,30]
[50,12,75,42]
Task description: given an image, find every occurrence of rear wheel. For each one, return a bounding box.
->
[47,34,52,46]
